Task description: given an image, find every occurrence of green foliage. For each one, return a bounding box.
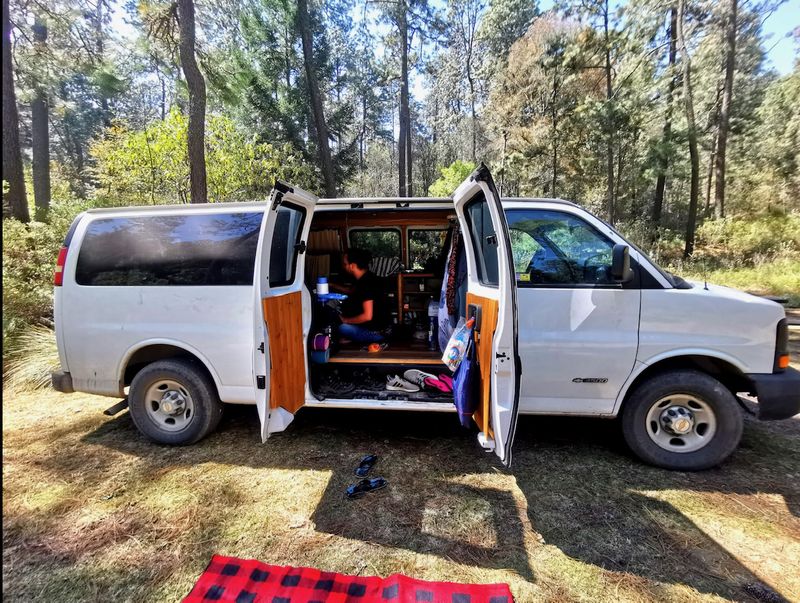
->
[695,214,800,264]
[2,199,91,344]
[428,160,476,196]
[90,109,314,204]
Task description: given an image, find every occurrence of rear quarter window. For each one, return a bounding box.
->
[75,212,264,286]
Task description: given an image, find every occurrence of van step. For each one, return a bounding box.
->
[103,399,129,416]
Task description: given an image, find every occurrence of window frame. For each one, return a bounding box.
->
[462,194,500,288]
[74,210,265,288]
[268,201,308,289]
[346,226,402,260]
[406,226,449,271]
[506,208,627,290]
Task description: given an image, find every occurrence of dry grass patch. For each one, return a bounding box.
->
[3,384,799,602]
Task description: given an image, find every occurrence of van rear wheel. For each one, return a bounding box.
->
[128,359,223,445]
[621,370,743,470]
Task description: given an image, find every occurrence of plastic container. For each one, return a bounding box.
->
[317,276,329,295]
[442,317,475,371]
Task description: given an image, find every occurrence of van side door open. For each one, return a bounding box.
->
[254,182,318,440]
[453,165,521,466]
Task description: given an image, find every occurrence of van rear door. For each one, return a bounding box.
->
[453,164,521,466]
[254,181,317,441]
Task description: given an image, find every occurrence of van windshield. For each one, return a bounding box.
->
[594,218,691,289]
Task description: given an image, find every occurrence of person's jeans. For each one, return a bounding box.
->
[339,322,384,343]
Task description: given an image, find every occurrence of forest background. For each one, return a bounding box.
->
[2,0,799,385]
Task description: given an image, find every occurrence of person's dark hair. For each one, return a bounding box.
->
[346,247,372,270]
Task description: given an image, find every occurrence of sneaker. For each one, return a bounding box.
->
[403,369,437,388]
[386,375,420,393]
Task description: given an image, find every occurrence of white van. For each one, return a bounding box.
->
[51,166,799,470]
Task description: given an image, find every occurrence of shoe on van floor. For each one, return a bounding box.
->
[403,369,436,388]
[386,375,420,393]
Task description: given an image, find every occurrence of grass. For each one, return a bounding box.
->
[672,258,800,307]
[3,334,800,603]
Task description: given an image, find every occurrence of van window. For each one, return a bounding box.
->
[75,212,263,286]
[463,194,499,287]
[269,203,307,287]
[506,209,615,286]
[408,228,447,270]
[349,229,401,259]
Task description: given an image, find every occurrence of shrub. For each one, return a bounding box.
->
[3,325,60,391]
[695,213,800,265]
[2,200,92,346]
[429,160,476,197]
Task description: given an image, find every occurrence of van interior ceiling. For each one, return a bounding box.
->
[305,207,463,402]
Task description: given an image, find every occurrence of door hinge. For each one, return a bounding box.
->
[294,240,307,254]
[257,342,265,353]
[256,375,266,389]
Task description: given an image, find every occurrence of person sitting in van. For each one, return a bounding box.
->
[330,248,390,344]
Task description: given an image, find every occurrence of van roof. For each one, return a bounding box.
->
[81,196,580,215]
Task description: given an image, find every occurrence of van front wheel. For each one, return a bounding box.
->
[622,370,743,470]
[128,359,224,445]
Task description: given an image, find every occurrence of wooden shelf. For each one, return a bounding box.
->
[397,272,438,323]
[328,349,441,365]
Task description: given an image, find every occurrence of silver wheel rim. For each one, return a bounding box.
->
[645,394,717,453]
[144,379,195,432]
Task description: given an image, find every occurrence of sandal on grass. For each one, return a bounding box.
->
[346,477,388,499]
[355,454,378,477]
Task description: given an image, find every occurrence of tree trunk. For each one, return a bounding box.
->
[95,0,111,127]
[652,6,677,228]
[603,0,615,224]
[713,0,737,219]
[2,0,29,222]
[705,135,716,215]
[31,18,50,220]
[677,0,699,258]
[397,2,410,197]
[177,0,208,203]
[551,69,558,197]
[297,0,336,197]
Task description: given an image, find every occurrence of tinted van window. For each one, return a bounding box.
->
[75,212,264,286]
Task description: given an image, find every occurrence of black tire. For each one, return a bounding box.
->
[128,359,224,445]
[621,370,743,470]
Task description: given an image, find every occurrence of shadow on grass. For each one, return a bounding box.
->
[69,404,800,601]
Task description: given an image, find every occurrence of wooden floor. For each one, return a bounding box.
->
[327,347,441,365]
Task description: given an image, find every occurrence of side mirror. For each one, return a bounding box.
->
[611,244,634,283]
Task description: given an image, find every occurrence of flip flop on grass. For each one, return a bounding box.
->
[345,477,388,499]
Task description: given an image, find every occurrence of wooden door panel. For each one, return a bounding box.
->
[262,291,305,413]
[466,292,498,437]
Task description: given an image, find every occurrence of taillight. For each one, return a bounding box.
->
[774,318,789,372]
[54,246,68,286]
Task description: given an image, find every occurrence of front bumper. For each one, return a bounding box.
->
[51,371,74,394]
[747,367,800,420]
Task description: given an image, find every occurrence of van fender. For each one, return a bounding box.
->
[611,348,750,416]
[117,338,224,397]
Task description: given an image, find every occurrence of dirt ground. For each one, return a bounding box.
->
[3,329,799,602]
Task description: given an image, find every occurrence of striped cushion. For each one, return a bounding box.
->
[369,256,401,277]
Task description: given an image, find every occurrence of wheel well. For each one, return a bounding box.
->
[122,345,218,393]
[622,355,752,408]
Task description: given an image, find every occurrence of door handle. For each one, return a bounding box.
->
[467,303,482,333]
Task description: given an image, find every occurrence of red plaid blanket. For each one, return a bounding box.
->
[183,555,513,603]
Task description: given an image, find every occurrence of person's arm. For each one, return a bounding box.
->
[341,299,373,325]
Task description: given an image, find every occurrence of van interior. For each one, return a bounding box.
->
[304,207,460,404]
